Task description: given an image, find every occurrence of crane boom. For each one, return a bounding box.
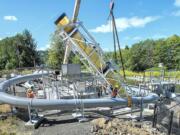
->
[62,0,81,64]
[72,0,81,23]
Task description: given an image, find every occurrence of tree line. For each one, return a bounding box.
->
[0,29,179,72]
[0,30,40,70]
[105,35,180,71]
[47,32,180,72]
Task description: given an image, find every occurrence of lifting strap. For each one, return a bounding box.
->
[127,95,132,107]
[108,0,126,80]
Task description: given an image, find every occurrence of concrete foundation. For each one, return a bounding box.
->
[25,116,44,129]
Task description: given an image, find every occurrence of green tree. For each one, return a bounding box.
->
[0,29,39,70]
[47,31,64,69]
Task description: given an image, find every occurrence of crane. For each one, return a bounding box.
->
[72,0,81,23]
[63,0,81,64]
[54,0,134,101]
[109,0,126,79]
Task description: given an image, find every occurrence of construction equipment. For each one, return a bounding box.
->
[0,1,160,125]
[72,0,81,23]
[55,0,133,95]
[108,0,131,104]
[55,13,128,94]
[63,0,81,64]
[108,0,126,79]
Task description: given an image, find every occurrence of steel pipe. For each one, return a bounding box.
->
[0,73,159,110]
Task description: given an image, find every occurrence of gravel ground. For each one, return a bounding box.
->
[31,114,93,135]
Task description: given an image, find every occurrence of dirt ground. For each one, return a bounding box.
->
[33,115,92,135]
[0,104,11,113]
[0,108,180,135]
[1,114,93,135]
[0,85,180,135]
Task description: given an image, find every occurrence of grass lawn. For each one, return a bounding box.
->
[120,70,180,79]
[0,116,17,135]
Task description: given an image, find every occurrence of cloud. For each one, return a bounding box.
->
[173,0,180,16]
[90,16,160,33]
[38,43,50,51]
[174,0,180,7]
[132,36,142,41]
[3,16,18,21]
[172,10,180,16]
[0,38,2,41]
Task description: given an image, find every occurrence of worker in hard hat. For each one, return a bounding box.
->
[26,86,38,119]
[111,85,118,98]
[27,87,35,98]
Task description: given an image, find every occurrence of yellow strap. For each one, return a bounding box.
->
[127,95,132,107]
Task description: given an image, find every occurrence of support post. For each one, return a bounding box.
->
[168,111,174,135]
[140,97,143,120]
[131,103,133,117]
[81,93,84,118]
[28,103,32,123]
[152,104,157,128]
[13,85,16,96]
[178,113,180,128]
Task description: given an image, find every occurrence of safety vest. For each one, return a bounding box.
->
[111,89,118,97]
[27,91,35,98]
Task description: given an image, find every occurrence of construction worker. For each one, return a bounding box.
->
[111,85,118,98]
[27,87,35,98]
[26,86,38,119]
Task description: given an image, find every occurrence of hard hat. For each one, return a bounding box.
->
[28,88,32,92]
[115,84,119,88]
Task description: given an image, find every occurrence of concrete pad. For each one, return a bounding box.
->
[78,117,89,123]
[25,117,45,129]
[126,114,138,119]
[72,112,83,118]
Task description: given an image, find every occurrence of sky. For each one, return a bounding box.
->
[0,0,180,51]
